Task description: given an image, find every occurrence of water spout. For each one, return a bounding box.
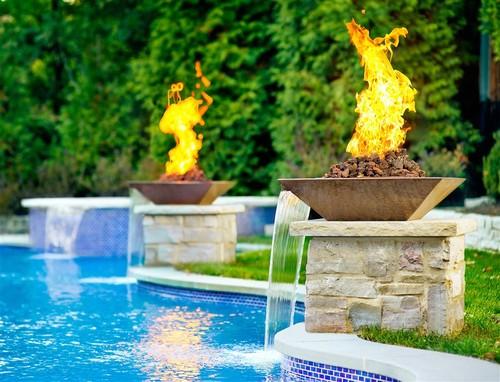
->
[264,191,310,349]
[127,189,151,267]
[44,206,85,254]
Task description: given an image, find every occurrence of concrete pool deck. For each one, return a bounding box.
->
[129,265,305,302]
[276,323,500,382]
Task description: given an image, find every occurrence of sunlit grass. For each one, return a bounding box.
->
[175,249,272,281]
[174,235,307,282]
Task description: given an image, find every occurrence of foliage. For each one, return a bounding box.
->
[0,1,60,212]
[0,0,488,211]
[480,0,500,59]
[0,0,154,212]
[361,249,500,362]
[131,0,277,195]
[419,146,468,177]
[483,132,500,200]
[270,0,480,191]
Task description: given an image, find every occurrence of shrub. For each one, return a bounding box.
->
[84,153,135,196]
[419,146,468,178]
[483,132,500,200]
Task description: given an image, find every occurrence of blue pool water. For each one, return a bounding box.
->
[0,246,292,381]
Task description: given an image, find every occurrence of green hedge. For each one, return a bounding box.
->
[131,0,277,195]
[0,0,487,212]
[480,0,500,59]
[0,0,154,212]
[483,132,500,200]
[270,0,480,191]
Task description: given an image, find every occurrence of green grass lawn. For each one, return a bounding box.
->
[174,245,499,362]
[176,249,274,281]
[236,235,274,245]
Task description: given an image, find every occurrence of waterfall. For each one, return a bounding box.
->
[264,191,310,349]
[44,206,85,254]
[127,189,150,267]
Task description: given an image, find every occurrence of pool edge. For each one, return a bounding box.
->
[128,265,305,302]
[275,323,500,382]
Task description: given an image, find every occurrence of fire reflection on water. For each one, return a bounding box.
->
[135,306,215,382]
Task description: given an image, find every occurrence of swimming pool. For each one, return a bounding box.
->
[0,246,297,381]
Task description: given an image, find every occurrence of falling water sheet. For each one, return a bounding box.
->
[44,206,85,255]
[264,191,310,349]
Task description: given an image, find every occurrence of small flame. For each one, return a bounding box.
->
[345,20,417,158]
[159,61,212,176]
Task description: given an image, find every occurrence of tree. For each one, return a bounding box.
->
[480,0,500,60]
[271,0,479,191]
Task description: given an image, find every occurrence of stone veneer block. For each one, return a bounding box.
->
[137,204,244,265]
[296,219,476,335]
[290,219,477,237]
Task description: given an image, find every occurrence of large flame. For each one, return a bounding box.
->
[159,61,213,176]
[346,20,417,157]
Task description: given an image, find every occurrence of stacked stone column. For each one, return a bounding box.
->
[135,204,244,265]
[290,220,476,335]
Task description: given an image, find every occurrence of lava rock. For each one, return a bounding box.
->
[324,149,425,178]
[159,166,208,182]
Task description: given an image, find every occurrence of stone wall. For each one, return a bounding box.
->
[306,236,465,335]
[143,212,238,265]
[426,209,499,252]
[0,215,29,234]
[291,220,476,336]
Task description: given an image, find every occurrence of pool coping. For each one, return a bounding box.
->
[21,197,130,209]
[20,195,278,209]
[275,323,500,382]
[128,266,305,302]
[214,196,278,207]
[0,234,31,247]
[134,203,245,215]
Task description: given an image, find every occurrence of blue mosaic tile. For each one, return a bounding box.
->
[281,355,401,382]
[138,281,268,307]
[29,208,129,256]
[138,281,307,315]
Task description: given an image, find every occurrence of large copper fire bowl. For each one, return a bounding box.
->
[129,181,235,205]
[279,177,464,221]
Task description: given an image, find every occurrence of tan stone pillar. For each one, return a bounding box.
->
[290,219,476,335]
[134,204,244,265]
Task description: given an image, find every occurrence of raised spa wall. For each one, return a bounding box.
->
[22,197,130,256]
[21,196,276,256]
[290,219,476,335]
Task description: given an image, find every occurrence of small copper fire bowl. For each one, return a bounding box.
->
[129,180,235,205]
[279,177,464,221]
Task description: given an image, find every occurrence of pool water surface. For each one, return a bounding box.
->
[0,246,292,381]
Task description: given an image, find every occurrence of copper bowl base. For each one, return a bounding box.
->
[279,177,464,221]
[129,180,235,205]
